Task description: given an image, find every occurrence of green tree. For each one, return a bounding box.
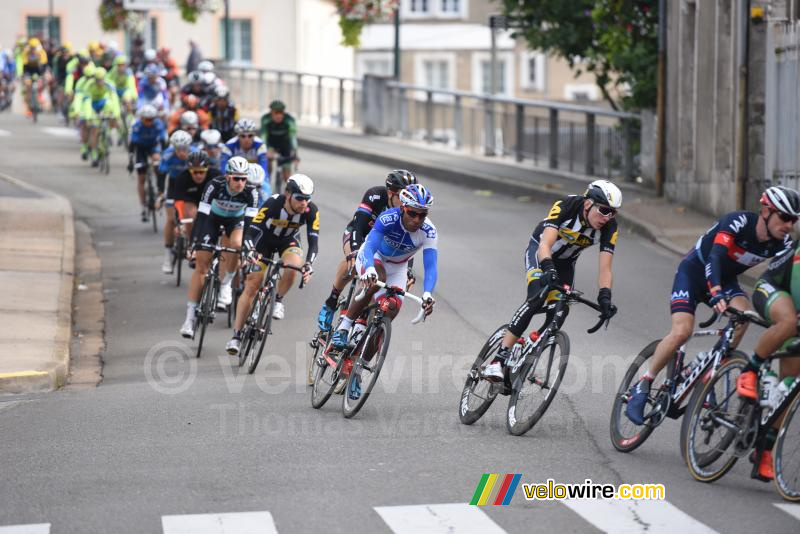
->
[499,0,657,111]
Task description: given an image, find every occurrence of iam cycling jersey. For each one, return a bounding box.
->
[220,137,268,176]
[345,186,391,251]
[533,195,618,261]
[245,194,320,264]
[358,207,438,293]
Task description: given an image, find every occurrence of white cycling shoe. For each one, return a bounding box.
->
[161,255,174,274]
[272,301,285,320]
[481,361,504,382]
[226,337,241,356]
[180,318,195,339]
[217,283,232,310]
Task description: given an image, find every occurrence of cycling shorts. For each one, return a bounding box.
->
[355,248,407,305]
[751,278,790,325]
[195,213,244,245]
[251,238,303,274]
[669,258,746,315]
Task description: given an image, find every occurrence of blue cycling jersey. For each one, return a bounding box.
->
[360,207,438,293]
[137,77,167,102]
[256,181,272,208]
[158,146,191,181]
[220,137,269,177]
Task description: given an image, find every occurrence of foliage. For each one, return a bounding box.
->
[336,0,399,47]
[98,0,215,32]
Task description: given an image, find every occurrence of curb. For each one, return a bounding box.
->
[0,172,75,394]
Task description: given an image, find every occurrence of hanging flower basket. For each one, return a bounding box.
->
[335,0,399,47]
[98,0,216,32]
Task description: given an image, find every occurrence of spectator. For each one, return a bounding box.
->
[186,40,202,75]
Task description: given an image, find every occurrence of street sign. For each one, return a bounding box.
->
[123,0,177,10]
[489,15,508,30]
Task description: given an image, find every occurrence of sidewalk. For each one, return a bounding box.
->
[0,172,75,394]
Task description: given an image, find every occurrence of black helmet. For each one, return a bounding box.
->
[187,151,209,169]
[386,169,417,190]
[269,100,286,111]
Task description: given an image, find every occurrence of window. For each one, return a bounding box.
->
[26,16,60,43]
[409,0,430,13]
[480,60,505,94]
[402,0,467,19]
[148,17,158,50]
[415,53,455,98]
[520,51,546,92]
[357,53,394,78]
[564,84,599,101]
[471,52,513,96]
[220,18,252,64]
[423,60,449,90]
[440,0,460,13]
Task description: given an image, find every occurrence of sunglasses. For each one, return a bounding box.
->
[239,134,255,139]
[595,205,617,218]
[189,167,208,173]
[775,211,798,224]
[229,175,248,182]
[405,209,428,220]
[292,194,311,201]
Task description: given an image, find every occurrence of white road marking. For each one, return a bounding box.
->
[0,130,11,137]
[562,499,718,533]
[374,503,507,534]
[0,525,50,533]
[42,127,77,138]
[161,511,278,534]
[774,503,800,521]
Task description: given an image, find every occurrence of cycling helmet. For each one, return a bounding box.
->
[170,130,193,149]
[200,128,221,147]
[585,179,622,210]
[183,94,200,109]
[77,48,90,61]
[28,38,41,49]
[269,100,286,111]
[180,110,199,129]
[761,186,800,217]
[198,60,214,72]
[234,118,257,134]
[94,67,107,80]
[399,184,434,210]
[113,54,127,66]
[144,48,157,62]
[386,169,417,190]
[139,104,158,119]
[225,156,250,176]
[214,85,230,99]
[286,174,314,196]
[82,64,96,78]
[144,63,160,77]
[247,164,266,186]
[202,71,217,85]
[187,71,203,84]
[187,151,209,169]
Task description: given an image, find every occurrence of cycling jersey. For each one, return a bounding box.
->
[533,195,618,261]
[260,113,298,154]
[255,182,272,208]
[130,118,167,149]
[108,66,138,101]
[245,194,320,264]
[65,58,92,95]
[208,103,238,141]
[78,80,121,121]
[171,167,222,205]
[220,137,268,176]
[359,207,438,293]
[137,77,169,113]
[345,185,391,251]
[192,178,259,244]
[158,147,194,196]
[752,240,800,320]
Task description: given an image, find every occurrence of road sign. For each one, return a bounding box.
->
[123,0,177,10]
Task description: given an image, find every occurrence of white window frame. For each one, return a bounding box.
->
[563,83,599,102]
[356,52,394,78]
[471,51,514,97]
[401,0,468,19]
[222,18,253,66]
[519,51,546,93]
[414,52,456,101]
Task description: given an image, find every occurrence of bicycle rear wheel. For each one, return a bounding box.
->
[247,283,275,374]
[195,275,217,359]
[342,317,391,418]
[506,331,569,436]
[684,357,750,483]
[459,325,506,425]
[174,235,184,287]
[774,391,800,501]
[146,170,158,233]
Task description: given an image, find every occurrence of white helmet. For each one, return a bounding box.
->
[585,179,622,210]
[234,118,257,134]
[198,60,214,72]
[203,71,216,85]
[139,104,157,119]
[170,130,193,149]
[226,156,250,176]
[188,71,203,84]
[286,174,314,196]
[180,110,199,128]
[200,128,221,147]
[144,48,157,62]
[214,85,230,99]
[247,164,266,186]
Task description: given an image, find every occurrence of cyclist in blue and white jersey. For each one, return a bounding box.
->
[626,186,799,426]
[220,118,269,179]
[331,184,437,366]
[246,162,272,207]
[137,63,169,116]
[128,104,167,221]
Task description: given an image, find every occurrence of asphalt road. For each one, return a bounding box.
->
[0,113,798,533]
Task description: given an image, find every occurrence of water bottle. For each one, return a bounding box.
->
[682,352,705,380]
[774,377,796,409]
[760,371,779,408]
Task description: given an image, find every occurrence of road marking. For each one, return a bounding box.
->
[0,130,10,137]
[0,525,50,533]
[374,503,507,533]
[0,370,48,379]
[42,127,77,138]
[775,503,800,521]
[562,499,718,533]
[161,511,278,534]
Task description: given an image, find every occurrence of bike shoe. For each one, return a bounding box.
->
[331,329,349,350]
[749,449,774,481]
[481,361,504,382]
[317,304,334,332]
[225,337,241,356]
[736,370,758,400]
[625,378,651,425]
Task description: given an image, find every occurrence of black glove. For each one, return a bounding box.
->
[708,292,725,307]
[598,287,616,320]
[127,155,134,173]
[540,258,559,288]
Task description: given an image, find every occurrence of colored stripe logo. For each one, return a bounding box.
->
[470,474,521,505]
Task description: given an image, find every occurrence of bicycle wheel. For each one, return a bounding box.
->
[174,235,184,287]
[247,283,276,374]
[342,317,392,418]
[506,331,569,436]
[146,169,158,233]
[458,325,506,425]
[679,350,748,463]
[684,357,750,483]
[195,275,218,359]
[609,340,670,452]
[311,341,347,409]
[238,290,263,368]
[774,390,800,501]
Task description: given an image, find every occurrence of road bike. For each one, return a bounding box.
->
[237,253,305,374]
[310,281,426,418]
[171,216,192,287]
[459,284,611,436]
[96,116,112,175]
[141,158,159,233]
[609,308,748,453]
[268,152,297,193]
[191,238,239,359]
[27,73,41,123]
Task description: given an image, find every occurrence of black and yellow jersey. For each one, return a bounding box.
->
[245,194,319,264]
[532,195,618,260]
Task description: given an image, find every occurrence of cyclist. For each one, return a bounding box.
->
[0,46,15,110]
[50,42,73,117]
[260,100,298,187]
[137,63,169,116]
[317,169,417,332]
[108,55,138,137]
[180,156,259,338]
[208,85,238,141]
[197,60,221,91]
[626,186,799,426]
[247,162,272,207]
[158,130,195,273]
[71,63,97,160]
[481,180,621,382]
[19,37,47,116]
[220,118,269,177]
[179,70,213,108]
[226,174,318,355]
[172,151,222,244]
[167,94,209,134]
[128,104,167,221]
[64,48,92,100]
[78,67,121,167]
[157,46,180,104]
[200,128,227,171]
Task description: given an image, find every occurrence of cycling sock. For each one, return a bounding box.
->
[746,353,766,373]
[275,294,284,303]
[641,371,655,382]
[338,316,354,332]
[765,428,778,451]
[492,346,511,364]
[325,287,340,309]
[80,142,88,153]
[221,271,235,286]
[233,329,242,340]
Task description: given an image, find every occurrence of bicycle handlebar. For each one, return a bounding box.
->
[355,280,427,325]
[244,253,309,289]
[195,243,239,254]
[546,284,613,334]
[699,307,770,329]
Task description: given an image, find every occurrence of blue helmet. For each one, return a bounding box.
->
[144,63,160,77]
[399,184,433,210]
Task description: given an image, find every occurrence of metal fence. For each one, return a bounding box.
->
[766,21,800,190]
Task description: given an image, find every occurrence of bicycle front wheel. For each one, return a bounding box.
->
[458,325,506,425]
[774,390,800,501]
[342,317,391,418]
[506,331,569,436]
[247,283,275,374]
[174,236,184,287]
[311,341,346,410]
[195,275,216,359]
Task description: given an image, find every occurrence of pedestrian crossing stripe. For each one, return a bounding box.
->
[562,499,718,533]
[0,525,50,533]
[375,503,506,533]
[161,511,278,534]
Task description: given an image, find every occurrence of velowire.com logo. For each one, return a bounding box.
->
[469,474,522,506]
